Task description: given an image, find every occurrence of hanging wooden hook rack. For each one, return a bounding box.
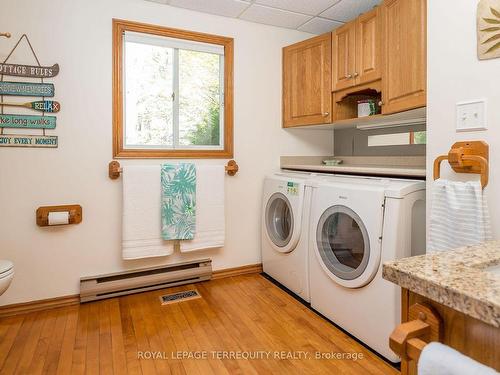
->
[433,141,489,188]
[109,160,239,179]
[0,32,11,38]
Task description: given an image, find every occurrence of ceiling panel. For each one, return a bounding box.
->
[298,17,344,34]
[254,0,339,16]
[168,0,251,18]
[240,4,312,29]
[320,0,380,22]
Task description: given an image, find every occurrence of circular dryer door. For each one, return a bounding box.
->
[265,192,294,252]
[315,205,375,288]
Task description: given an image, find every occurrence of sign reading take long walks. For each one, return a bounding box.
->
[0,34,60,148]
[0,114,56,129]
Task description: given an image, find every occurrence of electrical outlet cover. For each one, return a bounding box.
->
[456,99,487,131]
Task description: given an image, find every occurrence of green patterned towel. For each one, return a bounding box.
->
[161,163,196,240]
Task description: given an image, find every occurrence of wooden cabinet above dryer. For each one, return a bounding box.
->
[282,33,332,128]
[332,7,382,92]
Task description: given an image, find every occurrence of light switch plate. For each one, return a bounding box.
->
[456,99,487,132]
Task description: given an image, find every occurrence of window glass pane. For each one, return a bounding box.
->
[178,49,221,147]
[124,41,174,147]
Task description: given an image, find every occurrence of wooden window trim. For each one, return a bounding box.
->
[112,19,234,159]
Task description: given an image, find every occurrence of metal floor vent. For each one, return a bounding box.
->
[160,289,201,305]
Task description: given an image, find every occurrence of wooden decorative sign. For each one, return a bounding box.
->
[0,100,60,113]
[0,134,58,148]
[0,81,54,97]
[0,114,56,129]
[477,0,500,60]
[0,62,59,78]
[0,34,60,149]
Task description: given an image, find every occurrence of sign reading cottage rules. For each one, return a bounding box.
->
[0,62,59,78]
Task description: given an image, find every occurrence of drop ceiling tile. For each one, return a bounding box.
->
[240,4,312,29]
[168,0,251,18]
[298,17,344,34]
[320,0,380,22]
[254,0,338,16]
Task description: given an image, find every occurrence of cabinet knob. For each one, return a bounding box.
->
[347,74,353,79]
[378,101,384,106]
[323,112,330,117]
[353,72,359,77]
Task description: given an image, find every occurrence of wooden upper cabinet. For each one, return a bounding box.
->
[332,22,356,91]
[382,0,426,114]
[332,7,381,92]
[356,7,382,85]
[283,33,332,127]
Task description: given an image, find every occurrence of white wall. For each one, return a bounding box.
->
[427,0,500,238]
[0,0,333,305]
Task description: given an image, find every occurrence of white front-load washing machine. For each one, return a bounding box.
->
[261,171,315,302]
[309,175,426,362]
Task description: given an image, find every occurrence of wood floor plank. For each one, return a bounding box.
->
[0,274,399,375]
[108,299,128,375]
[85,301,101,375]
[70,302,89,375]
[55,306,79,375]
[0,315,25,370]
[118,298,142,375]
[13,311,49,375]
[99,300,114,375]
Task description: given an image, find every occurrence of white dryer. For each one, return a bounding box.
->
[261,172,315,302]
[309,175,425,362]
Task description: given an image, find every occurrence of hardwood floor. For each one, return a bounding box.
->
[0,274,398,374]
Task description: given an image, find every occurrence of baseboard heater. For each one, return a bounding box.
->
[79,259,212,303]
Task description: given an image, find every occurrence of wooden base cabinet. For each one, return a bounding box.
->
[400,289,500,375]
[381,0,427,114]
[282,33,332,127]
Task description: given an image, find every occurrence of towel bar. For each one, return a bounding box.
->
[433,141,489,188]
[108,160,239,179]
[390,303,442,362]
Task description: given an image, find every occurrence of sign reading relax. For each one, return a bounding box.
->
[0,134,58,148]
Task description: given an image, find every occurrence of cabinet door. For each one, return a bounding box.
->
[382,0,426,114]
[332,22,356,92]
[355,7,382,85]
[283,33,332,127]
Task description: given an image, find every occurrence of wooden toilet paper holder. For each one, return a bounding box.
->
[36,205,83,227]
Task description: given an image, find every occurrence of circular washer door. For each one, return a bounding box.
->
[315,205,373,287]
[265,192,294,252]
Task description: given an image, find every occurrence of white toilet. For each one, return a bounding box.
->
[0,260,14,296]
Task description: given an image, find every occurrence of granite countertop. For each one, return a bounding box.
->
[383,242,500,327]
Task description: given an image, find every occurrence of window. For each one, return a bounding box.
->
[367,131,426,147]
[113,19,233,158]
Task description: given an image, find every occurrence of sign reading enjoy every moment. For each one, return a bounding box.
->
[0,134,58,148]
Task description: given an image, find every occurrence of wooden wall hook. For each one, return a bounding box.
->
[0,32,11,38]
[433,141,489,188]
[225,160,239,176]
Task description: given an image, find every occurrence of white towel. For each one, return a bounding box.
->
[180,165,225,252]
[428,179,492,252]
[122,165,174,259]
[418,342,499,375]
